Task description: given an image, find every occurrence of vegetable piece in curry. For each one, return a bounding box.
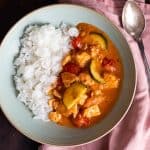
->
[48,23,123,128]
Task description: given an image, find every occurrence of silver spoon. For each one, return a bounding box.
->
[122,0,150,87]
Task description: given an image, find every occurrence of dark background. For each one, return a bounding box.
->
[0,0,150,150]
[0,1,57,150]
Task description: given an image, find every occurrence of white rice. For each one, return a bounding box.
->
[14,23,79,121]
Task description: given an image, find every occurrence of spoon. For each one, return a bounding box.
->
[122,0,150,87]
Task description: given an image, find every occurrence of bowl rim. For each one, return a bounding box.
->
[0,3,137,147]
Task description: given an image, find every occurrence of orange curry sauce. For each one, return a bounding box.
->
[48,23,123,128]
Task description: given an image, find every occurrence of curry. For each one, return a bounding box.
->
[48,23,123,128]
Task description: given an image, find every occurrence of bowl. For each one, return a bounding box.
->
[0,4,136,146]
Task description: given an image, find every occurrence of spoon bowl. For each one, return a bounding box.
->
[122,0,150,89]
[122,0,145,40]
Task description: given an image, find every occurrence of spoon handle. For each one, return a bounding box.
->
[137,38,150,88]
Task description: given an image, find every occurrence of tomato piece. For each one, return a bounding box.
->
[56,76,63,86]
[72,36,81,49]
[102,57,113,66]
[72,113,90,128]
[63,62,81,74]
[102,57,116,72]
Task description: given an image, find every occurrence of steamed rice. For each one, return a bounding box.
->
[14,23,79,121]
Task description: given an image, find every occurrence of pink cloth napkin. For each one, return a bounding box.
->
[39,0,150,150]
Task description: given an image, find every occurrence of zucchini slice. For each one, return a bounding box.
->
[63,83,87,109]
[90,32,107,50]
[90,59,105,83]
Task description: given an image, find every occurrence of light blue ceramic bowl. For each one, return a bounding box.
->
[0,4,136,146]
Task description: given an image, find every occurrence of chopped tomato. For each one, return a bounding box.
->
[102,57,116,72]
[63,62,81,74]
[72,36,82,49]
[57,76,63,86]
[72,113,90,128]
[102,57,114,66]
